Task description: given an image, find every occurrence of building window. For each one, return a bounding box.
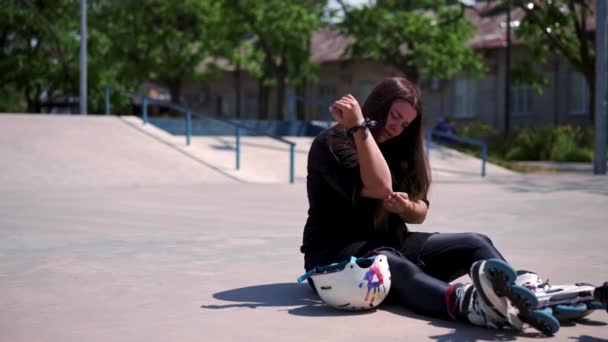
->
[318,84,337,121]
[286,88,297,121]
[569,71,589,115]
[510,83,533,115]
[319,84,337,104]
[453,78,476,118]
[356,81,375,102]
[221,94,234,117]
[245,91,258,119]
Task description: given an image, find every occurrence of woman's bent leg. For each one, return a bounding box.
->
[376,248,450,318]
[416,233,505,283]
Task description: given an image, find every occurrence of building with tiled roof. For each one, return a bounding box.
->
[165,1,597,131]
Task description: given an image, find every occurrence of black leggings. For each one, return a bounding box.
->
[376,232,505,318]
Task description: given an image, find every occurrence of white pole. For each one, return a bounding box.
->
[80,0,87,115]
[594,0,606,174]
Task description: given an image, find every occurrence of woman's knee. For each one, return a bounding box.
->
[380,250,420,279]
[465,233,505,260]
[465,233,494,248]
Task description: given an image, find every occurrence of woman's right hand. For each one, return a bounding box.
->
[329,94,364,129]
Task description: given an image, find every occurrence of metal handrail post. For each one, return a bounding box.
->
[104,86,110,115]
[429,129,488,177]
[105,86,299,183]
[142,98,149,124]
[289,144,295,184]
[235,126,241,170]
[186,111,192,146]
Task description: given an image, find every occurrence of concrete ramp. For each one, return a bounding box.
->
[121,115,514,183]
[0,114,238,190]
[0,114,514,191]
[428,143,515,180]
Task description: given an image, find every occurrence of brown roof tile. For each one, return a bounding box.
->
[203,1,598,69]
[310,27,354,62]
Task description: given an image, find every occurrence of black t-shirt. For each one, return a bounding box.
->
[301,126,429,269]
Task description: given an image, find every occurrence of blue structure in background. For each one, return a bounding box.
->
[105,85,298,183]
[105,86,488,179]
[425,128,488,177]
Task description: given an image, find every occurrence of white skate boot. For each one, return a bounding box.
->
[516,270,608,321]
[470,259,560,335]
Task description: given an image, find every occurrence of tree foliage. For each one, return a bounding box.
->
[0,0,80,112]
[510,0,596,123]
[223,0,324,119]
[337,0,485,83]
[94,0,233,107]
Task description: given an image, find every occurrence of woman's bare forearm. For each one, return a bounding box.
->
[399,200,428,224]
[353,129,392,199]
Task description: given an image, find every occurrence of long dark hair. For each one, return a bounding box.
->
[361,77,431,202]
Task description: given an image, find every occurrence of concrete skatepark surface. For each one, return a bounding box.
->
[1,114,607,341]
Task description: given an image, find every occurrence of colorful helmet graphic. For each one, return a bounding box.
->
[297,255,391,311]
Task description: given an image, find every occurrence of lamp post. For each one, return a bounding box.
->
[80,0,87,115]
[504,0,511,135]
[594,0,607,174]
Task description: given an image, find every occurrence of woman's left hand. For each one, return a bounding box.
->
[383,192,412,216]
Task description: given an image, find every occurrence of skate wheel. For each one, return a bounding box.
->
[555,303,588,313]
[510,285,539,313]
[586,300,606,310]
[484,259,517,285]
[526,310,560,336]
[553,303,590,321]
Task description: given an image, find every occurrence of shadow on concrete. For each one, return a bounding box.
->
[202,283,317,309]
[423,316,607,341]
[287,303,376,317]
[568,336,608,342]
[382,304,537,341]
[202,283,608,337]
[384,305,608,341]
[573,318,608,327]
[202,282,386,317]
[560,318,607,329]
[427,320,543,341]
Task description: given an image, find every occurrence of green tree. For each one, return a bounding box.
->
[95,0,230,107]
[337,0,485,84]
[224,0,324,120]
[509,0,597,123]
[0,0,80,113]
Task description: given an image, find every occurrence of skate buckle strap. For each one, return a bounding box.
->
[297,256,377,283]
[539,279,551,290]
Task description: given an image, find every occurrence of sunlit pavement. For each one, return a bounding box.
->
[1,114,607,341]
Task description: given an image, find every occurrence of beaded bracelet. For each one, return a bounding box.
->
[347,118,377,139]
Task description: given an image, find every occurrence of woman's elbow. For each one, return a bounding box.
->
[361,183,393,199]
[406,215,426,225]
[377,183,393,198]
[414,214,427,224]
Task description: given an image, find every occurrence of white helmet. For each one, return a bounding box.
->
[298,255,391,311]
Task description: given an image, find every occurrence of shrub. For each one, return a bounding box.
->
[550,134,593,162]
[446,123,599,163]
[456,122,500,142]
[503,126,553,160]
[581,126,595,148]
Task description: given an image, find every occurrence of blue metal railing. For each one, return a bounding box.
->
[425,128,488,177]
[287,92,333,127]
[105,85,297,183]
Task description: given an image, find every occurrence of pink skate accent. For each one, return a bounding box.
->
[445,283,459,321]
